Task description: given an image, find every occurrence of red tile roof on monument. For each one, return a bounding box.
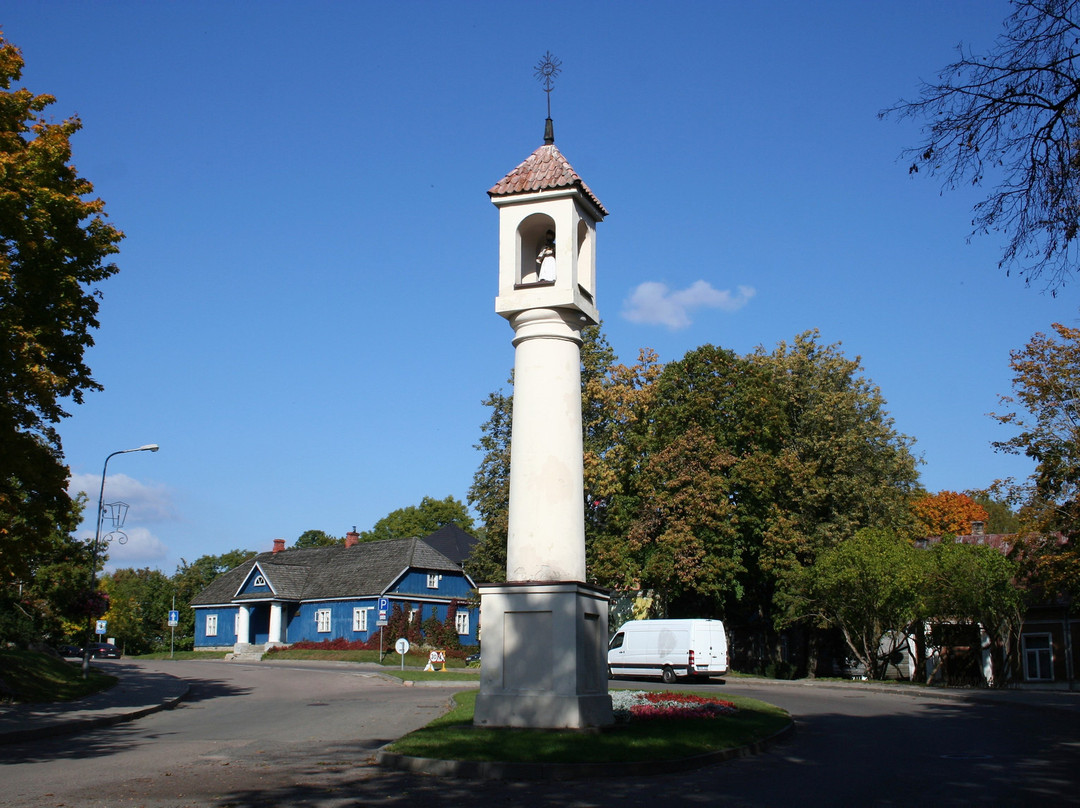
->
[488,143,608,216]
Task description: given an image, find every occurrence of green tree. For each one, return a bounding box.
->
[0,494,87,647]
[970,492,1021,534]
[294,529,340,548]
[101,567,172,655]
[925,540,1025,686]
[0,33,124,581]
[883,1,1080,291]
[359,496,475,543]
[465,386,511,584]
[782,528,926,680]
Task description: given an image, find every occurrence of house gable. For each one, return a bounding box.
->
[236,562,277,598]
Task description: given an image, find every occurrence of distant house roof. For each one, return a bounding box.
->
[488,143,607,216]
[918,533,1015,553]
[421,524,477,567]
[190,535,472,607]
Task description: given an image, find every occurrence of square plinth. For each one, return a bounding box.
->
[473,581,614,729]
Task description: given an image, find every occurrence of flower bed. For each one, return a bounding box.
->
[610,690,739,722]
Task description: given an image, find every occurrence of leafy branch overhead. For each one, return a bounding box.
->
[883,0,1080,292]
[0,31,123,580]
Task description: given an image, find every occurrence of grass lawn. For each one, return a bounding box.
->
[387,689,790,764]
[265,648,478,669]
[134,650,230,660]
[0,649,116,704]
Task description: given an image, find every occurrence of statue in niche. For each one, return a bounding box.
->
[536,229,556,282]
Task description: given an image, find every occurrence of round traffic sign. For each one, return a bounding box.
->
[395,638,410,655]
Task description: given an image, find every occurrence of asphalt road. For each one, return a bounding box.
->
[2,661,1078,807]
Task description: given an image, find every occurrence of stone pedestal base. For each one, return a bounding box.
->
[473,581,614,729]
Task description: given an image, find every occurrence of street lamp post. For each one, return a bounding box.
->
[82,444,159,679]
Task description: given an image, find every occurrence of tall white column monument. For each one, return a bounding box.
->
[473,92,614,728]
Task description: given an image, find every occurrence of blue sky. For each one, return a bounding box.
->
[5,1,1075,573]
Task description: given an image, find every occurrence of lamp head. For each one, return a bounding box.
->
[138,444,160,452]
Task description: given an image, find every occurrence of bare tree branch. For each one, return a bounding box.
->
[882,0,1080,293]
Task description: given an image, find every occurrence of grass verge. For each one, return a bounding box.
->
[381,669,480,683]
[0,650,116,704]
[387,689,790,764]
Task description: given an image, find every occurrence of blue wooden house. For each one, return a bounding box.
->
[189,527,479,653]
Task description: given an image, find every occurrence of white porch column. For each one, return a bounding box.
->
[269,602,284,644]
[236,605,250,645]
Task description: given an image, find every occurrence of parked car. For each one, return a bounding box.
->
[465,651,481,665]
[86,642,121,659]
[57,645,83,658]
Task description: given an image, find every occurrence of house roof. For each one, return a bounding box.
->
[189,536,469,606]
[488,143,607,216]
[421,524,477,566]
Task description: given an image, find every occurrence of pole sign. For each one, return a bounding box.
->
[168,610,179,627]
[377,596,389,627]
[395,637,410,671]
[96,619,107,635]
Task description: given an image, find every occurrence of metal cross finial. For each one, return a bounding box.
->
[534,51,562,119]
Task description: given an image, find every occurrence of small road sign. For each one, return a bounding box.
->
[168,610,179,627]
[95,620,107,635]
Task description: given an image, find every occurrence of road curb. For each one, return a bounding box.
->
[374,718,795,780]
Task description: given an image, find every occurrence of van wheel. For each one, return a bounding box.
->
[661,666,677,684]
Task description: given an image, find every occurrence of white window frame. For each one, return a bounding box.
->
[353,607,368,632]
[206,614,218,637]
[316,608,332,633]
[234,612,239,636]
[427,573,440,589]
[455,611,469,636]
[1023,633,1054,681]
[253,575,266,587]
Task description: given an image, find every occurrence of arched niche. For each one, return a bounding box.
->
[517,212,557,286]
[576,218,595,302]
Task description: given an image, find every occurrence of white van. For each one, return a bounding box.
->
[608,619,728,683]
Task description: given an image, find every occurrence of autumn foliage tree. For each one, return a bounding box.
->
[911,491,990,537]
[992,321,1080,599]
[0,32,123,582]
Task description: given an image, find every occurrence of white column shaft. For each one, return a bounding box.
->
[506,308,586,582]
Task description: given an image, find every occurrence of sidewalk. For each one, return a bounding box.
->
[0,661,189,745]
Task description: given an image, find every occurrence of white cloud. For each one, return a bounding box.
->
[622,281,756,330]
[100,527,170,571]
[68,472,175,522]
